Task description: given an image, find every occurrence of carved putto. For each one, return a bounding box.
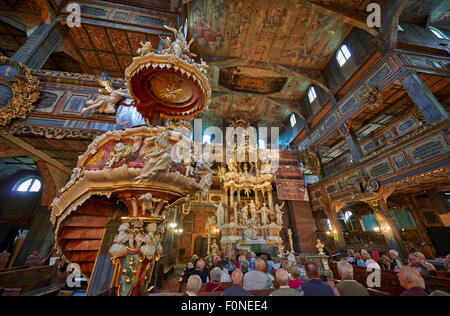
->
[81,80,129,115]
[109,219,163,260]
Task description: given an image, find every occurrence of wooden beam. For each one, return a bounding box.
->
[303,0,380,37]
[0,134,72,175]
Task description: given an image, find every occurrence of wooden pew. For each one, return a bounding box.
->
[0,265,63,296]
[330,261,450,296]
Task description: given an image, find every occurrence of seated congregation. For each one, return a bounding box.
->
[153,250,450,297]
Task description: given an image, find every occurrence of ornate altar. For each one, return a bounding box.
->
[213,120,284,257]
[51,26,212,296]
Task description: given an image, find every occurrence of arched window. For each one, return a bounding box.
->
[308,86,317,103]
[429,26,448,40]
[290,113,297,127]
[13,177,42,193]
[336,44,352,67]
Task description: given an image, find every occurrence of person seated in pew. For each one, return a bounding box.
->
[225,256,237,273]
[270,269,301,296]
[222,269,252,296]
[381,255,398,271]
[355,252,365,267]
[398,267,428,296]
[445,254,450,278]
[0,251,10,270]
[215,261,231,283]
[184,275,202,296]
[25,251,43,267]
[408,252,436,277]
[389,249,403,270]
[205,267,224,292]
[237,255,246,269]
[346,249,356,265]
[282,261,292,280]
[239,259,249,275]
[298,262,335,296]
[192,259,208,283]
[243,259,274,291]
[362,251,381,270]
[187,255,199,272]
[335,260,369,296]
[248,252,257,271]
[288,265,304,290]
[272,257,281,271]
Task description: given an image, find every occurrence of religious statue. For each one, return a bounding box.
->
[260,159,272,174]
[109,222,132,257]
[81,80,129,115]
[316,239,325,255]
[197,161,213,198]
[249,200,259,223]
[162,25,197,63]
[226,160,237,173]
[139,193,162,216]
[259,202,270,226]
[211,239,219,257]
[241,204,249,225]
[136,41,156,56]
[213,202,225,226]
[275,202,285,225]
[136,130,172,180]
[140,223,162,259]
[288,229,294,254]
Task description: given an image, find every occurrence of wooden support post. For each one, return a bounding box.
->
[326,204,346,250]
[400,71,449,123]
[371,199,407,259]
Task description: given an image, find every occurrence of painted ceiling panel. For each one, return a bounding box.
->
[189,0,353,69]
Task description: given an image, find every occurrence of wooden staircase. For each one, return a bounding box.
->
[57,198,113,279]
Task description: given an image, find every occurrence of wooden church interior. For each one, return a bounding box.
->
[0,0,449,296]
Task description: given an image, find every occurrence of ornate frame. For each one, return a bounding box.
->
[0,57,40,127]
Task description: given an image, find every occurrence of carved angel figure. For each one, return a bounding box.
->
[136,130,172,181]
[105,142,126,169]
[275,202,285,225]
[139,193,162,216]
[140,223,162,259]
[109,222,131,258]
[82,81,129,115]
[196,161,213,198]
[137,41,155,56]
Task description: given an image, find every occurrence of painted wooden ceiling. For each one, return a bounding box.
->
[188,0,374,126]
[67,23,162,77]
[188,0,373,69]
[401,0,450,28]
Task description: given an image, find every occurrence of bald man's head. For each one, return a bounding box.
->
[276,269,289,286]
[231,269,244,285]
[398,266,425,290]
[255,258,266,272]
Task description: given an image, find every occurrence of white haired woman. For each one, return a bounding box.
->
[205,267,224,292]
